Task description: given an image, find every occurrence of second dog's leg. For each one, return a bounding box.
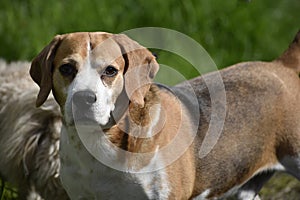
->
[236,171,275,200]
[280,156,300,180]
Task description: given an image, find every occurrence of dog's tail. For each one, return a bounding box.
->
[276,30,300,75]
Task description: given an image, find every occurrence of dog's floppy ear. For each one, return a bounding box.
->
[30,35,63,107]
[276,30,300,73]
[113,34,159,107]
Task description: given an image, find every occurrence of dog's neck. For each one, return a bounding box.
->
[61,83,182,164]
[105,84,167,153]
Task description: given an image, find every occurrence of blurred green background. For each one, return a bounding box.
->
[0,0,300,199]
[0,0,299,71]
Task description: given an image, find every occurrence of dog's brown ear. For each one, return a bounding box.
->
[276,30,300,74]
[30,35,63,107]
[113,34,159,107]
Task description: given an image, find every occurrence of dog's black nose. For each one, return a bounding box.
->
[73,90,97,107]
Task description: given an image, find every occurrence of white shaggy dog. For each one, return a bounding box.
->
[0,59,68,200]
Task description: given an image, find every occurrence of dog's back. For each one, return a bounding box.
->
[0,60,68,199]
[173,32,300,198]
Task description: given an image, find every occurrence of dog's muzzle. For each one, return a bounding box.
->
[71,90,116,128]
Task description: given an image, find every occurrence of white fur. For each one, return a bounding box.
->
[146,104,161,138]
[193,189,210,200]
[257,163,286,173]
[60,125,171,199]
[237,190,260,200]
[136,147,171,200]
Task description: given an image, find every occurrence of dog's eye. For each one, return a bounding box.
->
[59,64,77,77]
[103,66,118,77]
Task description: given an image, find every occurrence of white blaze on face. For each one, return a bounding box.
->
[64,41,117,126]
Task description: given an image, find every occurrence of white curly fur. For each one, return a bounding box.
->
[0,59,68,200]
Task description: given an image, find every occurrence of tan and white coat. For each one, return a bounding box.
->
[30,31,300,199]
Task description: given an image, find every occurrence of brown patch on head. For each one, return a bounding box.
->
[51,33,90,107]
[53,33,90,67]
[88,32,112,50]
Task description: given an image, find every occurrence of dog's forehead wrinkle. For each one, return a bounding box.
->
[92,43,123,65]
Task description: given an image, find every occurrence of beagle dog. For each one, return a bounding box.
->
[30,31,300,199]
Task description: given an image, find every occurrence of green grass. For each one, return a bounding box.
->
[0,178,18,200]
[0,0,299,75]
[260,173,300,200]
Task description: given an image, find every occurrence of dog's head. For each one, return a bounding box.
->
[30,32,159,127]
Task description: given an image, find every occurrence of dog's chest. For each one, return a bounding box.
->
[59,126,170,199]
